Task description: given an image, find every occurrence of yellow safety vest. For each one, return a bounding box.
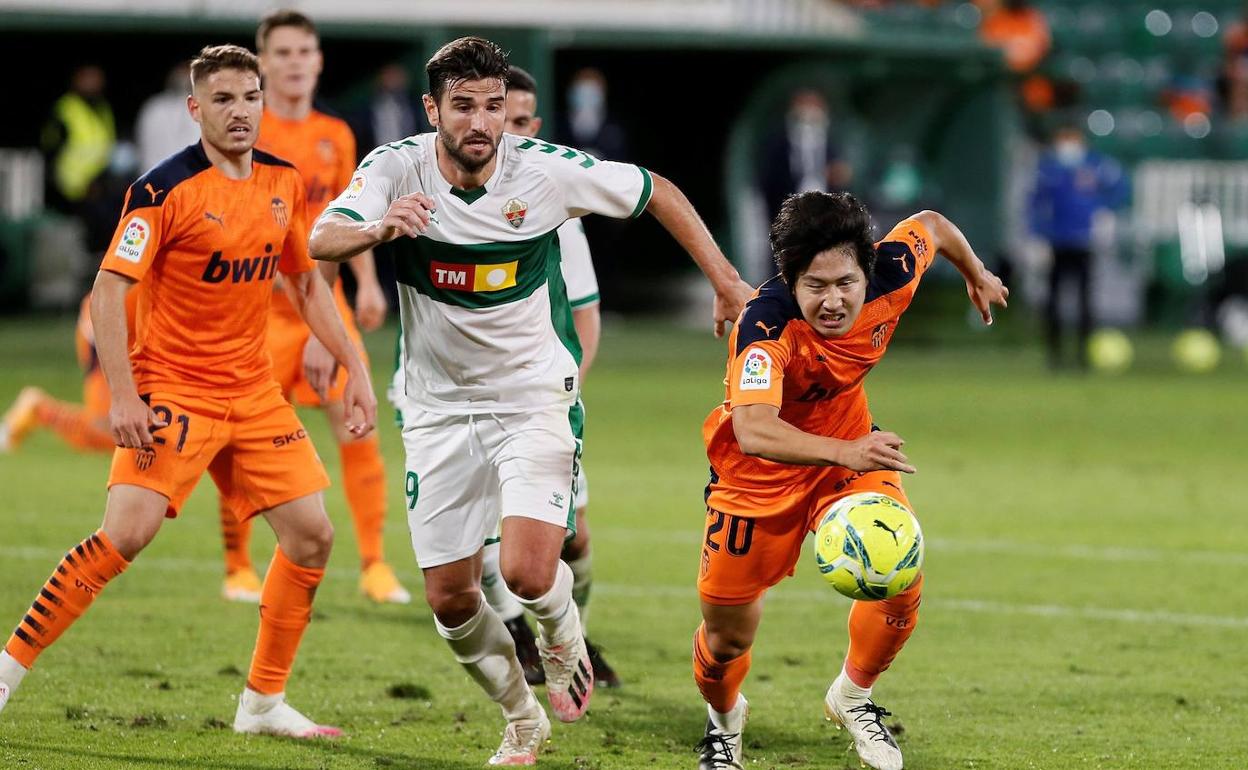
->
[50,93,115,202]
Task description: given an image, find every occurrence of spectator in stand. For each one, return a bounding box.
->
[557,67,628,161]
[135,64,200,171]
[978,0,1051,75]
[1029,123,1129,370]
[759,89,853,223]
[41,65,115,218]
[357,63,424,150]
[1220,15,1248,120]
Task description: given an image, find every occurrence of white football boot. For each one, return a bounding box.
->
[696,694,748,770]
[824,673,903,770]
[537,607,593,722]
[0,650,30,716]
[487,706,552,766]
[233,688,342,738]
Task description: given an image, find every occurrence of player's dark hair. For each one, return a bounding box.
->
[256,9,318,52]
[770,191,876,288]
[507,65,537,95]
[190,45,260,87]
[426,36,510,103]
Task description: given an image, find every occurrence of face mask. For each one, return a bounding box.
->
[1055,139,1086,167]
[570,82,604,113]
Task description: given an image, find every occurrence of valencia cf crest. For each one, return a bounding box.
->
[871,322,890,349]
[271,197,289,228]
[502,198,527,229]
[135,447,156,471]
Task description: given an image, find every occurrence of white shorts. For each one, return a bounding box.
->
[400,401,584,569]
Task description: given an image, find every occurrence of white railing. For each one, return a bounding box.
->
[1134,160,1248,249]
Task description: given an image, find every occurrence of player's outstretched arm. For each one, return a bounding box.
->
[284,269,377,437]
[644,173,753,337]
[912,210,1009,326]
[732,404,916,473]
[90,270,166,448]
[309,193,437,263]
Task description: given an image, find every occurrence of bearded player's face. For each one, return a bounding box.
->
[425,77,506,173]
[190,68,263,157]
[794,247,868,339]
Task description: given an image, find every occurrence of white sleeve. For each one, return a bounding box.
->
[557,219,599,308]
[522,139,653,220]
[322,146,412,223]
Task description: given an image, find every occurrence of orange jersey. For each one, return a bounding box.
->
[99,142,314,397]
[256,107,357,324]
[702,218,936,515]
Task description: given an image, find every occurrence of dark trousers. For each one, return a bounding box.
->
[1046,246,1092,367]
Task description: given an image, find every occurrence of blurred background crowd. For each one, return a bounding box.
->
[1,0,1246,370]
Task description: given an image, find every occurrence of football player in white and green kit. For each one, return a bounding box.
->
[311,37,750,765]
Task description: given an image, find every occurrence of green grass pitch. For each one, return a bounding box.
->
[1,314,1246,769]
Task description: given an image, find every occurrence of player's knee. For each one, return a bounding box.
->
[107,528,156,561]
[426,584,480,627]
[705,625,754,662]
[501,562,555,601]
[286,519,334,566]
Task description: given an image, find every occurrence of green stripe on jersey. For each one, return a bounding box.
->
[570,293,600,309]
[395,229,562,310]
[324,206,364,222]
[631,168,654,218]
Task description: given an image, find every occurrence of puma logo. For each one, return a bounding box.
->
[755,320,777,337]
[204,211,224,228]
[893,253,909,274]
[872,518,900,543]
[144,183,164,202]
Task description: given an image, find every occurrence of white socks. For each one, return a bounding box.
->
[480,541,525,622]
[436,600,539,721]
[515,560,580,645]
[709,693,747,732]
[0,650,28,688]
[836,666,872,700]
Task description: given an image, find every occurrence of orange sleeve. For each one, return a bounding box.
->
[727,337,791,409]
[336,122,357,195]
[877,217,937,277]
[99,185,170,281]
[279,176,314,275]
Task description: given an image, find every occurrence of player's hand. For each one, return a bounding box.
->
[375,193,436,242]
[302,336,339,403]
[353,279,388,332]
[838,431,916,474]
[109,392,166,449]
[342,368,378,438]
[713,278,754,338]
[966,265,1009,326]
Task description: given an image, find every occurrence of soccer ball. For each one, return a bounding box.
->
[814,492,924,601]
[1087,328,1133,373]
[1172,329,1221,373]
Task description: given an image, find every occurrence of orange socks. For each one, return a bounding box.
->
[692,623,752,715]
[35,400,113,452]
[219,498,254,575]
[246,546,324,695]
[339,436,386,568]
[845,574,924,688]
[4,530,130,669]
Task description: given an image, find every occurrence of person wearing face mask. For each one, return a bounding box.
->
[1029,123,1129,369]
[558,68,628,162]
[760,89,853,226]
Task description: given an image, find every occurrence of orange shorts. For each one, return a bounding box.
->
[697,468,913,606]
[83,367,110,420]
[267,280,368,407]
[107,382,330,520]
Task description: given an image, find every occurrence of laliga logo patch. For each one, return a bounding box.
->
[114,217,150,263]
[343,173,366,201]
[739,348,772,390]
[502,197,527,229]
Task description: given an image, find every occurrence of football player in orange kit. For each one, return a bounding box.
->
[216,9,410,605]
[0,293,134,454]
[692,192,1008,770]
[0,45,377,737]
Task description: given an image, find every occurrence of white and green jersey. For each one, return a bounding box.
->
[325,132,650,413]
[558,219,599,309]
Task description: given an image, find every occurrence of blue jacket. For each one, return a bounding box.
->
[1029,150,1129,249]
